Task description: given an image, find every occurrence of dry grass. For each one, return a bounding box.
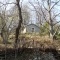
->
[0,34,60,50]
[19,35,60,50]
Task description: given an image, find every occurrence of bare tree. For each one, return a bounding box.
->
[14,0,22,48]
[0,0,16,43]
[42,0,60,39]
[0,5,9,43]
[29,0,60,40]
[22,5,30,25]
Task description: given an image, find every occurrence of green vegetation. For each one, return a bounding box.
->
[40,22,49,36]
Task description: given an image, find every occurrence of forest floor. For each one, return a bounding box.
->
[0,34,60,60]
[0,34,60,51]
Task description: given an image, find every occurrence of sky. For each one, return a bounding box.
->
[0,0,29,10]
[0,0,36,24]
[0,0,60,24]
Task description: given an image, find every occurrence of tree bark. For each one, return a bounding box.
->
[15,0,22,48]
[15,0,23,59]
[47,0,54,40]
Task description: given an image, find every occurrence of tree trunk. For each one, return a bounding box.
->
[47,0,54,40]
[15,0,22,48]
[15,0,23,59]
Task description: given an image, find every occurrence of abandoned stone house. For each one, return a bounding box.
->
[21,24,40,33]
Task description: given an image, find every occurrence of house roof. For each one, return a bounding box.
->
[26,23,40,28]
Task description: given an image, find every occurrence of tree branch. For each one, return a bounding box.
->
[29,2,41,16]
[53,13,60,20]
[53,21,60,26]
[51,0,60,10]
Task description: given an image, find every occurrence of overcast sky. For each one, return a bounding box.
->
[0,0,60,24]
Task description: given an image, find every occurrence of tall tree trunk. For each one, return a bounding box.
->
[48,0,54,40]
[15,0,23,59]
[15,0,22,48]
